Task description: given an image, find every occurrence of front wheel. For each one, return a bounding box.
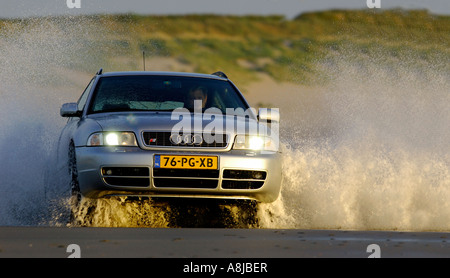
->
[68,142,95,226]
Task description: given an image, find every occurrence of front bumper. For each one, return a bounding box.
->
[75,146,282,203]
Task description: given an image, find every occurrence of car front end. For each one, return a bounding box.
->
[60,71,282,203]
[74,113,281,203]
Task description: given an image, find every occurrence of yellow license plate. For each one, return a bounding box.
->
[154,155,218,169]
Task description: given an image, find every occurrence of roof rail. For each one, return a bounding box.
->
[211,71,228,79]
[96,68,103,75]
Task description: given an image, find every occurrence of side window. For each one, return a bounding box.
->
[77,78,95,112]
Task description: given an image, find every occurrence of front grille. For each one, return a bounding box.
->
[153,168,220,189]
[221,180,264,190]
[153,178,218,189]
[102,167,150,187]
[143,132,228,148]
[102,167,149,177]
[223,170,267,180]
[101,166,267,191]
[153,168,219,178]
[221,169,267,190]
[104,177,150,187]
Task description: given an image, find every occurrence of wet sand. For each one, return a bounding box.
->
[1,226,449,258]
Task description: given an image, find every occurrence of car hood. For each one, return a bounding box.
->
[87,112,266,136]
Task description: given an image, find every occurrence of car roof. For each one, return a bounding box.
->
[98,71,229,81]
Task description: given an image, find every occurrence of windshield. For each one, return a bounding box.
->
[87,75,249,114]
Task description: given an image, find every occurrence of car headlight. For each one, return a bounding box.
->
[232,135,277,152]
[87,132,137,146]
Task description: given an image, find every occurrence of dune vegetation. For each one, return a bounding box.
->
[1,9,448,86]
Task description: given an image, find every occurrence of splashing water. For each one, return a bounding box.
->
[0,17,113,225]
[69,197,259,228]
[258,46,450,231]
[1,17,449,230]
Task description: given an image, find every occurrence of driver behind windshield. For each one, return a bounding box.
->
[185,85,208,110]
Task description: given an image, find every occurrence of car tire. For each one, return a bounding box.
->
[68,142,81,201]
[68,141,96,226]
[68,141,81,224]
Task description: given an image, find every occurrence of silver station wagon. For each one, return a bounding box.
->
[59,70,281,206]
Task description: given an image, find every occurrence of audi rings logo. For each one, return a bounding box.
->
[170,133,203,146]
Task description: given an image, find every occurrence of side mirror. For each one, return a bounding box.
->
[258,108,280,123]
[60,103,81,117]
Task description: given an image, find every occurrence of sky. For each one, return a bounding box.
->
[0,0,449,19]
